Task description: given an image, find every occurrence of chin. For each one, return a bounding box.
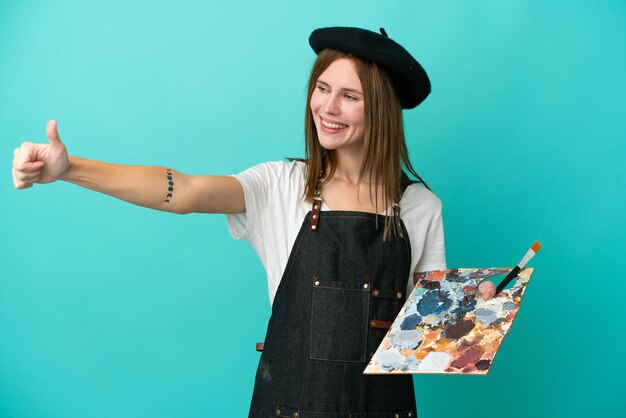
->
[317,135,341,150]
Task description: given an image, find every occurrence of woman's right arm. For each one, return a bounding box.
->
[12,120,245,215]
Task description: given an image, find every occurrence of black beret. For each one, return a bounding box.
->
[309,27,431,109]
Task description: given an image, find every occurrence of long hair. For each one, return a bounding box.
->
[294,48,430,241]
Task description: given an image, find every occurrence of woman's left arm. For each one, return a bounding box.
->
[411,191,496,300]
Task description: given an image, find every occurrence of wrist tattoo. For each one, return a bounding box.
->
[164,168,174,203]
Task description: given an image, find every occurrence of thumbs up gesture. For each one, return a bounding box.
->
[12,120,71,189]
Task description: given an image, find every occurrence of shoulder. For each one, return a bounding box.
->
[401,183,443,215]
[242,159,306,176]
[234,160,306,186]
[232,160,309,208]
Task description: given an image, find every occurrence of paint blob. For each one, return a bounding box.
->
[416,290,453,316]
[443,319,475,340]
[400,313,422,330]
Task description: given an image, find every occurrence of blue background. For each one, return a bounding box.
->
[1,1,624,417]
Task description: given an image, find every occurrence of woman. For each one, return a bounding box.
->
[13,27,496,417]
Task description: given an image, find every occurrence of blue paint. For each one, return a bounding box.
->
[416,289,453,316]
[474,308,498,324]
[502,301,516,311]
[452,295,477,316]
[446,269,467,283]
[391,330,423,349]
[400,313,422,330]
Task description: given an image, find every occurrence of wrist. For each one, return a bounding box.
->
[60,155,81,182]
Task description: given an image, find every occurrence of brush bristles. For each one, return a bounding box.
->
[519,241,542,268]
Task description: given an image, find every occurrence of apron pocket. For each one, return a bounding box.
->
[309,278,370,362]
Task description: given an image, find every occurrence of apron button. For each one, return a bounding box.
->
[314,280,320,286]
[313,214,317,219]
[370,320,376,327]
[373,289,379,297]
[294,413,299,417]
[397,292,402,299]
[311,225,317,230]
[409,413,413,417]
[276,409,281,415]
[363,283,369,289]
[314,204,319,210]
[395,414,399,418]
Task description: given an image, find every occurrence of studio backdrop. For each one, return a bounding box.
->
[1,1,624,417]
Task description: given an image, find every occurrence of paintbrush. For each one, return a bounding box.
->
[495,241,542,294]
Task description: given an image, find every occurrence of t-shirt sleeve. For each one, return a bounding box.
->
[414,199,447,272]
[224,161,285,241]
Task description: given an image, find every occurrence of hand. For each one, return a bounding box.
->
[477,280,496,301]
[13,120,70,189]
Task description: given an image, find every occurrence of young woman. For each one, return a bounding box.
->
[12,27,496,418]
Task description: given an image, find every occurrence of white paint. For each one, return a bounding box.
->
[417,352,452,373]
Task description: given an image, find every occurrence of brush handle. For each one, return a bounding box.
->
[495,266,521,294]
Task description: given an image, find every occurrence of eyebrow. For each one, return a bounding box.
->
[316,79,363,95]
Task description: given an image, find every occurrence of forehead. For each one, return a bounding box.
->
[317,58,362,90]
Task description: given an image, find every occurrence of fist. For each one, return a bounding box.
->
[13,120,70,189]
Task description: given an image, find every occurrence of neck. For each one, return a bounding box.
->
[327,148,370,186]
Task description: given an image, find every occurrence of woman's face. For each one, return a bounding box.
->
[310,58,365,154]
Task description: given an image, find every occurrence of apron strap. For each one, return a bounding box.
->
[310,182,404,237]
[393,201,404,239]
[310,193,322,231]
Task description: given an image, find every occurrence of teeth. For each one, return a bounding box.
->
[321,118,347,129]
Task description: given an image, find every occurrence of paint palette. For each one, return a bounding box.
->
[364,268,534,375]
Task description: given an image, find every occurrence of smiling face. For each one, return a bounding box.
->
[302,49,420,239]
[309,58,366,154]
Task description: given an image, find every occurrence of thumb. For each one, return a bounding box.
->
[46,120,63,145]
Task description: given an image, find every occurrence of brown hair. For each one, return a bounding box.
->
[294,48,430,240]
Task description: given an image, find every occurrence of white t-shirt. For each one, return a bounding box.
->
[225,160,446,306]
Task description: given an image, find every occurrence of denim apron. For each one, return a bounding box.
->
[249,194,416,418]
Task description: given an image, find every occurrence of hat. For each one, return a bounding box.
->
[309,27,431,109]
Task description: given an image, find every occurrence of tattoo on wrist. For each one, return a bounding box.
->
[164,168,174,203]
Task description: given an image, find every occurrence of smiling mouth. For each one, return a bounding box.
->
[320,117,348,130]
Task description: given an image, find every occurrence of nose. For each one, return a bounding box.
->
[323,93,341,115]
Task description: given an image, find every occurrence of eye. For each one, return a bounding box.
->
[345,94,358,101]
[316,85,328,93]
